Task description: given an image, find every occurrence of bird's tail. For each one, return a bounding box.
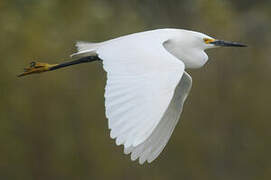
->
[71,41,100,58]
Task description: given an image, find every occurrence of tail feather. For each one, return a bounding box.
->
[71,41,100,58]
[75,41,100,51]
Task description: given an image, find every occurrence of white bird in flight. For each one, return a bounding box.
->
[19,28,246,164]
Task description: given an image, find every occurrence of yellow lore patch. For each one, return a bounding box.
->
[203,38,215,44]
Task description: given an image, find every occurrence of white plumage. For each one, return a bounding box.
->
[18,28,246,164]
[72,28,244,164]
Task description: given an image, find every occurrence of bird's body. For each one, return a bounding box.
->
[73,29,211,68]
[19,28,246,164]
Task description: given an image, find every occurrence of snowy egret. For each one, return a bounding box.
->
[18,28,246,164]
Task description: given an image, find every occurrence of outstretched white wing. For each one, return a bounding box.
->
[124,72,192,164]
[93,32,187,163]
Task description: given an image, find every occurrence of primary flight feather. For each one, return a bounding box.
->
[18,28,246,164]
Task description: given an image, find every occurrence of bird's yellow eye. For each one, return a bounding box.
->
[203,38,215,44]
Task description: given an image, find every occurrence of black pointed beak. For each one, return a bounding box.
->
[210,40,247,47]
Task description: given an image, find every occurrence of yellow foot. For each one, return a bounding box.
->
[18,61,58,77]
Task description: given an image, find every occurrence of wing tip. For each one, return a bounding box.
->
[109,135,159,165]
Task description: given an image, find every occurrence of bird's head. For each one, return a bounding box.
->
[170,30,247,51]
[164,29,247,68]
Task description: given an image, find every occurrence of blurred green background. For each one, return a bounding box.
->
[1,0,271,179]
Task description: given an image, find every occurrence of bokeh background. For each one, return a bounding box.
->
[1,0,271,179]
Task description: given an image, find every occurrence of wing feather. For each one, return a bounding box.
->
[125,72,192,164]
[96,31,189,163]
